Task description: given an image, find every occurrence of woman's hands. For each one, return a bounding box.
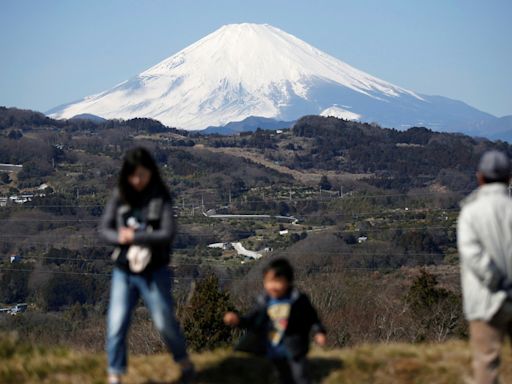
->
[118,227,135,245]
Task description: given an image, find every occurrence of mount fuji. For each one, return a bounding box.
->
[48,23,509,137]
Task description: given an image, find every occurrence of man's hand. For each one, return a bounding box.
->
[314,332,327,347]
[118,227,135,245]
[223,312,240,327]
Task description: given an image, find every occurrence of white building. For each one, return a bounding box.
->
[10,255,22,263]
[207,242,233,250]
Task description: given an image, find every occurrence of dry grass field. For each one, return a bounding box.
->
[3,333,512,384]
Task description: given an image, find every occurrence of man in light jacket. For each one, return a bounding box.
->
[458,150,512,384]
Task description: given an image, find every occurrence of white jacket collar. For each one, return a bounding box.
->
[460,183,508,207]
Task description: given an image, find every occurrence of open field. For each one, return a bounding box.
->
[196,144,370,185]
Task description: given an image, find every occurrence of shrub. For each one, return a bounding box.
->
[181,275,235,351]
[405,269,464,341]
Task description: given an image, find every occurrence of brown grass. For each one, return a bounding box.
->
[198,145,369,185]
[2,334,512,384]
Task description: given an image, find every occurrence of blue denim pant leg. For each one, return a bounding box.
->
[106,268,140,375]
[135,266,188,362]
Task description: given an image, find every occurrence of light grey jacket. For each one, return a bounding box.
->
[457,183,512,321]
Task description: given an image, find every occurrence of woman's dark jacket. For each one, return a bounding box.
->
[98,187,176,273]
[235,288,326,359]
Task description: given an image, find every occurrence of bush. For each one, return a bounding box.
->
[181,275,235,351]
[0,172,11,184]
[405,269,464,341]
[17,160,53,181]
[37,274,104,311]
[0,265,30,304]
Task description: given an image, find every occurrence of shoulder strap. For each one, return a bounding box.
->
[147,198,164,221]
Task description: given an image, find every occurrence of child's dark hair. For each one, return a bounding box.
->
[263,258,294,283]
[118,147,170,206]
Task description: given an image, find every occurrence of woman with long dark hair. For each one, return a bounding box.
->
[99,147,194,384]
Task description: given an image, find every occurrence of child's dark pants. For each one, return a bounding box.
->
[272,356,311,384]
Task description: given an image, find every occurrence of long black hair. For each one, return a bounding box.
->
[118,147,171,206]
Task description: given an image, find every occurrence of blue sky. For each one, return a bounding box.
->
[0,0,510,117]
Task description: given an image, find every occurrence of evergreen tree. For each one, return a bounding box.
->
[181,274,235,351]
[405,269,464,341]
[319,175,332,190]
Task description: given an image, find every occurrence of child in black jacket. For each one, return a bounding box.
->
[224,258,327,384]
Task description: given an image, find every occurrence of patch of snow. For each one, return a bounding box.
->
[320,105,362,121]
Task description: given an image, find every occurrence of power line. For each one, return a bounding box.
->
[0,224,457,241]
[0,207,460,222]
[0,267,461,279]
[4,251,455,264]
[3,189,469,209]
[0,267,110,276]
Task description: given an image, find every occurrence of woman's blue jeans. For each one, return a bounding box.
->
[106,266,188,375]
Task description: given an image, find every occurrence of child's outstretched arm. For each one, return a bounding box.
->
[303,295,327,346]
[223,305,263,330]
[223,311,240,327]
[314,332,327,346]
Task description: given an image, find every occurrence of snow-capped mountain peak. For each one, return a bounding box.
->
[48,23,498,135]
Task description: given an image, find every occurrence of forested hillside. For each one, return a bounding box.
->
[1,107,510,357]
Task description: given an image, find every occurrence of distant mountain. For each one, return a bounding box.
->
[485,115,512,142]
[201,116,293,135]
[48,23,509,139]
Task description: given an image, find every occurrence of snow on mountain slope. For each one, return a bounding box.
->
[320,106,362,121]
[48,23,422,130]
[48,23,501,136]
